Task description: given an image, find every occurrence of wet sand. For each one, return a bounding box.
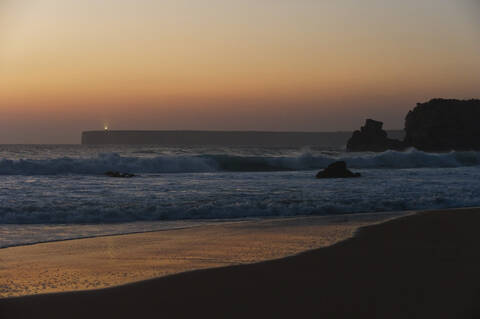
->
[0,213,399,298]
[2,208,478,318]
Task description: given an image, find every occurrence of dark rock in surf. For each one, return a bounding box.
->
[105,171,136,178]
[316,161,361,179]
[347,119,406,152]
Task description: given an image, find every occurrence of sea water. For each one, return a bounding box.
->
[1,144,480,247]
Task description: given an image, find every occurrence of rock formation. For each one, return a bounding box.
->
[316,161,361,178]
[105,171,136,178]
[346,119,405,152]
[347,99,480,152]
[404,99,480,151]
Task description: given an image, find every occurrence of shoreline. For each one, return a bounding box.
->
[2,207,480,318]
[0,211,407,298]
[0,211,410,250]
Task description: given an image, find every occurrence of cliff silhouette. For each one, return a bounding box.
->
[347,99,480,152]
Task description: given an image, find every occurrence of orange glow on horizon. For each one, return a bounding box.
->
[0,0,479,143]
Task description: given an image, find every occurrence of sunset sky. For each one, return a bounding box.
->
[1,0,479,143]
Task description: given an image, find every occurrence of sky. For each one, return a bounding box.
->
[0,0,479,143]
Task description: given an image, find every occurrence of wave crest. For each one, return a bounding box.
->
[0,149,479,175]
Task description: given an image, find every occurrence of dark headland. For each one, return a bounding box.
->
[81,130,404,147]
[80,130,353,147]
[347,99,480,152]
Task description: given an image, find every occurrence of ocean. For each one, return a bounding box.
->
[2,144,480,248]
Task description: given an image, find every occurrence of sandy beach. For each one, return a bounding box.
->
[0,213,400,298]
[1,208,480,318]
[2,208,480,318]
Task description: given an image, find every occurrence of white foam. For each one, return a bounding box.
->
[0,149,479,175]
[1,166,480,225]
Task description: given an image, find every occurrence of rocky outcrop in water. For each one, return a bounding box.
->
[316,161,361,178]
[404,99,480,151]
[105,171,136,178]
[346,119,406,152]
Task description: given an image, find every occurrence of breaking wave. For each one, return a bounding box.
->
[1,149,480,175]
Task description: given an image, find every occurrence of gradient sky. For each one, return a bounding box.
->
[1,0,479,143]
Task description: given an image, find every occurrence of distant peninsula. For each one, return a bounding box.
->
[81,130,404,147]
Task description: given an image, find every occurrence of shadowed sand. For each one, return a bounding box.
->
[0,214,399,298]
[2,208,479,318]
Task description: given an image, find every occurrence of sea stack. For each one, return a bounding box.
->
[346,119,405,152]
